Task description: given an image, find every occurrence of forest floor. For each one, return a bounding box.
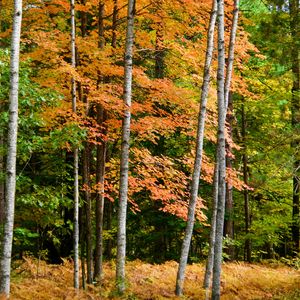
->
[9,258,300,299]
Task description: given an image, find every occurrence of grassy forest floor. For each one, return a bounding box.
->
[8,258,300,299]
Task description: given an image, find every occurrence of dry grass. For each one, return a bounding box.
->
[9,258,300,299]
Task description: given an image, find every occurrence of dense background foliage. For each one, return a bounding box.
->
[0,0,299,268]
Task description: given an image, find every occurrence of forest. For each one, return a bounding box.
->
[0,0,300,299]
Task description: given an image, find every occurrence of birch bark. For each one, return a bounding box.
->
[175,1,217,295]
[211,0,226,298]
[204,1,239,296]
[116,0,135,294]
[0,0,22,297]
[70,0,79,289]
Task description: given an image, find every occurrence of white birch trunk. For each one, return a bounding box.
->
[70,0,79,289]
[204,1,239,296]
[116,0,135,294]
[203,161,218,299]
[0,133,4,233]
[175,1,217,296]
[211,0,226,299]
[224,0,239,109]
[0,0,22,297]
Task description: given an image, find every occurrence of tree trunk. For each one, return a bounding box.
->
[223,1,239,257]
[116,0,135,294]
[242,100,251,262]
[105,199,113,259]
[0,2,4,236]
[94,1,108,282]
[205,2,239,296]
[290,0,300,254]
[224,0,239,109]
[98,1,105,49]
[70,0,79,289]
[111,0,118,49]
[79,208,86,290]
[211,0,226,298]
[0,134,4,234]
[83,145,93,284]
[0,0,22,296]
[203,162,219,300]
[94,105,107,281]
[175,0,217,295]
[224,93,234,260]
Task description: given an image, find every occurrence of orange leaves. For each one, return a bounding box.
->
[18,0,254,224]
[128,148,207,221]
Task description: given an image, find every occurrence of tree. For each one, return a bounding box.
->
[211,0,226,298]
[94,0,107,282]
[175,0,217,296]
[204,1,240,296]
[0,0,22,297]
[70,0,79,289]
[116,0,135,294]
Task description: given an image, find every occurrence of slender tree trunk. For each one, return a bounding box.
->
[203,162,219,300]
[70,0,79,289]
[79,208,86,290]
[78,1,92,285]
[0,0,22,297]
[94,105,107,281]
[223,1,239,257]
[106,199,113,259]
[290,0,300,254]
[0,3,4,235]
[112,0,118,49]
[83,145,93,284]
[116,0,135,294]
[98,1,105,48]
[204,2,239,296]
[0,134,4,234]
[175,0,217,295]
[224,94,234,259]
[153,17,167,263]
[94,1,108,282]
[211,0,226,298]
[242,100,251,262]
[102,5,117,263]
[224,0,239,109]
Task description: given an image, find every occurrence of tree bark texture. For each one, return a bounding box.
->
[79,208,86,290]
[242,100,251,262]
[0,0,22,297]
[224,0,239,109]
[175,0,217,296]
[224,94,234,259]
[70,0,79,289]
[94,1,108,282]
[116,0,135,294]
[0,134,4,234]
[94,105,107,281]
[204,2,239,296]
[83,145,93,284]
[111,0,118,49]
[203,162,219,300]
[211,0,226,299]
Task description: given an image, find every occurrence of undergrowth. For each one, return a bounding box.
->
[9,258,300,299]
